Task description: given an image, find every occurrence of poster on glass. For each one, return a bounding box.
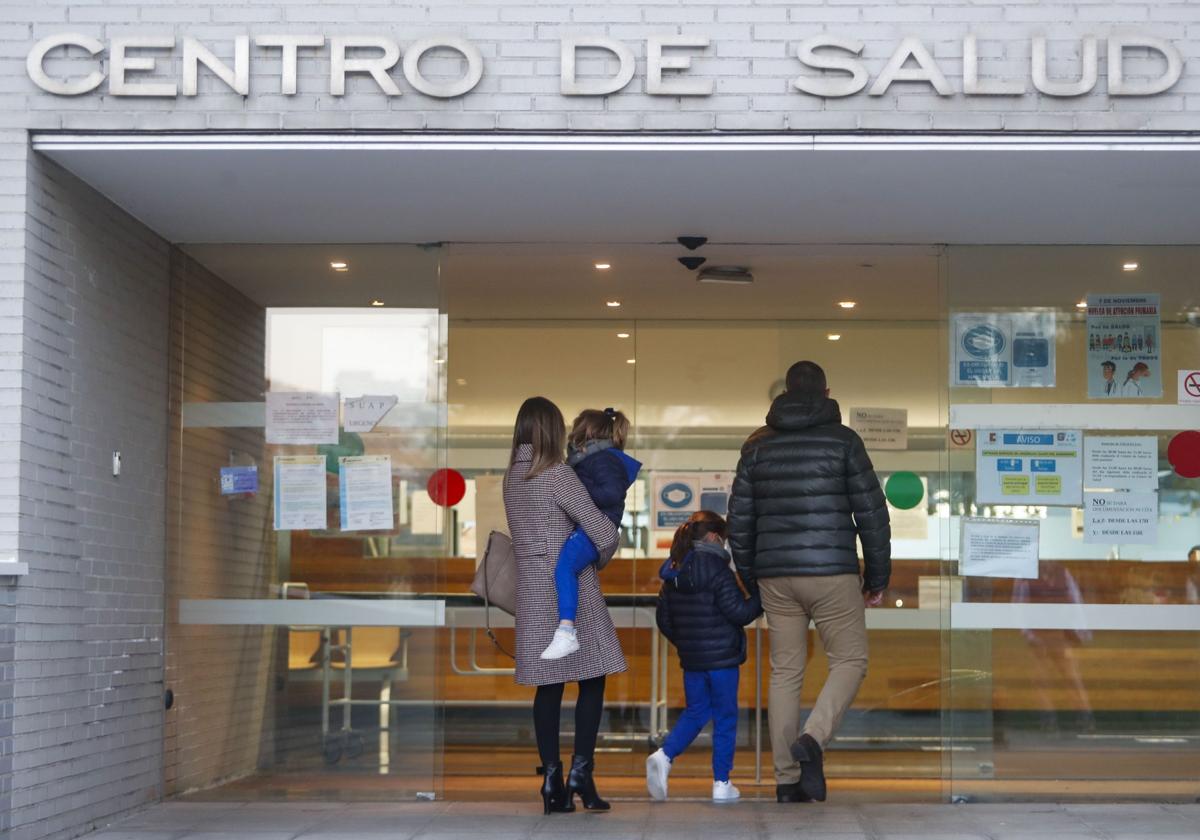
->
[1086,294,1162,399]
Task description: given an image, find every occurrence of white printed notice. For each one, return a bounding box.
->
[849,407,908,450]
[960,518,1040,579]
[976,430,1083,506]
[343,395,398,433]
[266,392,340,445]
[338,455,394,531]
[1083,492,1159,545]
[1084,436,1159,492]
[273,455,328,531]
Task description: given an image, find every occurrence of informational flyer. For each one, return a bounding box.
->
[1083,491,1159,545]
[976,430,1083,506]
[960,518,1040,579]
[950,312,1056,388]
[273,455,328,530]
[266,391,340,444]
[1086,293,1162,399]
[219,465,258,496]
[343,395,398,433]
[338,455,394,531]
[651,472,734,529]
[849,407,908,450]
[1083,436,1159,492]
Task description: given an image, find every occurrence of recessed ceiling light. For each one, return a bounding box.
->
[616,332,630,339]
[595,262,611,270]
[455,378,467,386]
[330,261,347,269]
[434,358,446,364]
[626,358,636,364]
[1076,300,1088,309]
[606,300,622,308]
[838,301,857,309]
[1123,261,1139,271]
[827,334,842,341]
[370,299,385,307]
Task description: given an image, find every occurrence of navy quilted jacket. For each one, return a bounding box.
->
[570,443,642,526]
[656,542,763,672]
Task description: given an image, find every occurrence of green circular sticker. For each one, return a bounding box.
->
[885,471,924,510]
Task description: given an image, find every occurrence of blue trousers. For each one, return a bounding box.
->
[554,527,600,623]
[661,666,740,782]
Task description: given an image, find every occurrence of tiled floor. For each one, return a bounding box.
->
[87,800,1200,840]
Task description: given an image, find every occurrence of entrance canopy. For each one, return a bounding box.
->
[33,133,1200,245]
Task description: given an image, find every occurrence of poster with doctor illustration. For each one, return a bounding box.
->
[1086,294,1162,399]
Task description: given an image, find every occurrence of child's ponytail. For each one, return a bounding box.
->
[668,510,729,569]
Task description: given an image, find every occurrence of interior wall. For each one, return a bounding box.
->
[164,251,273,796]
[10,153,170,840]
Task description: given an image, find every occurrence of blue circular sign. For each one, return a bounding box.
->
[659,482,694,509]
[961,324,1006,359]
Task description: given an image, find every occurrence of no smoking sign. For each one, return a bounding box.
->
[1179,370,1200,405]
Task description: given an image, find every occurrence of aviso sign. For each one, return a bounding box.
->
[27,32,1184,100]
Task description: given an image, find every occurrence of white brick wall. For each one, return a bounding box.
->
[3,1,1200,133]
[7,152,170,840]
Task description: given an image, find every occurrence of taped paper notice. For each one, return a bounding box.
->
[960,518,1039,579]
[273,455,327,531]
[266,392,339,445]
[338,455,394,531]
[1083,492,1159,545]
[1084,436,1158,492]
[849,407,908,450]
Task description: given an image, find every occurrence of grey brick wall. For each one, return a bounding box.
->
[9,151,169,840]
[3,1,1200,133]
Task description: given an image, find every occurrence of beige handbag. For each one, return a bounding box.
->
[470,530,517,658]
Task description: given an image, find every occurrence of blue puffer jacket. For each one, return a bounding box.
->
[656,542,763,672]
[569,441,642,525]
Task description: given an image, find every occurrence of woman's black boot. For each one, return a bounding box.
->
[566,755,610,811]
[538,762,574,814]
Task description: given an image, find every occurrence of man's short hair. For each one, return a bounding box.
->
[786,361,827,395]
[1102,361,1116,371]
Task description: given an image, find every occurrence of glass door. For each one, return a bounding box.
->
[165,244,447,800]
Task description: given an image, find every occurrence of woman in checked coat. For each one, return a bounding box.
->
[503,397,626,814]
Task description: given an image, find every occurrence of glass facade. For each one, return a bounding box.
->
[167,243,1200,802]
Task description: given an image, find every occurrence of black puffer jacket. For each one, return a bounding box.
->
[656,542,763,672]
[728,392,891,593]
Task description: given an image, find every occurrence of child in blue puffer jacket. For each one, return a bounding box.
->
[540,408,642,660]
[648,510,762,802]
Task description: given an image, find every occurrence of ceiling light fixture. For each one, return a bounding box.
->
[606,300,622,308]
[617,332,630,339]
[455,378,467,386]
[1076,300,1088,309]
[1123,261,1139,271]
[827,334,842,341]
[626,358,636,364]
[370,299,385,307]
[594,262,611,270]
[838,301,857,309]
[330,261,348,270]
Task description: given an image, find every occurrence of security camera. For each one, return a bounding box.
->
[677,236,708,251]
[678,256,707,270]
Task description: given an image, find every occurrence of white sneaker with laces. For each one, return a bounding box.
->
[645,748,671,801]
[539,627,580,660]
[712,780,740,802]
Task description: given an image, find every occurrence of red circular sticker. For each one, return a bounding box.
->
[427,468,467,507]
[1167,430,1200,479]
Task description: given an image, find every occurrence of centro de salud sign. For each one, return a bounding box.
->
[27,32,1184,100]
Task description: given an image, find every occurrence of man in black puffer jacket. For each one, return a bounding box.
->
[728,360,891,805]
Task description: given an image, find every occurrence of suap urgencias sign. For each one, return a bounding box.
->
[27,32,1184,100]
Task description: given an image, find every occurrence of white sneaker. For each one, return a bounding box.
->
[539,627,579,660]
[712,780,740,802]
[645,748,671,801]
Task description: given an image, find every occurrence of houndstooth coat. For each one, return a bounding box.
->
[504,444,628,686]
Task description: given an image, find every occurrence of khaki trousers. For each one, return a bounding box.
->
[759,574,868,785]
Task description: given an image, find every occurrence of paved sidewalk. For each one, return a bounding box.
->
[88,800,1200,840]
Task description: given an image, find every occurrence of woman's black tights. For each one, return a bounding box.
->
[533,675,606,766]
